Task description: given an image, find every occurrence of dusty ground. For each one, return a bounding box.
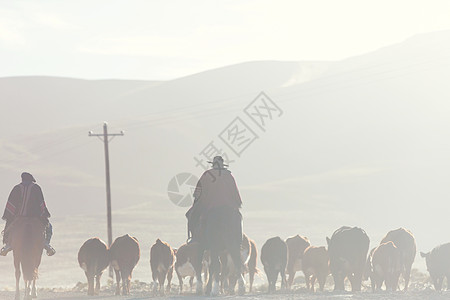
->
[1,276,448,300]
[0,289,449,300]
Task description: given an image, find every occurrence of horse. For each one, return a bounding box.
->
[193,205,245,296]
[9,217,46,300]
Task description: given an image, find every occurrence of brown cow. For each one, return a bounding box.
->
[150,239,175,295]
[174,241,205,294]
[302,246,329,292]
[109,234,140,295]
[380,228,416,291]
[285,234,310,289]
[261,236,288,293]
[370,241,402,291]
[77,238,110,296]
[420,242,450,291]
[327,226,370,292]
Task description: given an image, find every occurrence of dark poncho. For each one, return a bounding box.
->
[2,182,51,221]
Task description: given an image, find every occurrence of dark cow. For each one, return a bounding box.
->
[109,234,140,295]
[260,236,288,293]
[420,242,450,291]
[150,239,175,295]
[77,238,110,296]
[175,241,205,294]
[380,228,416,291]
[285,234,310,289]
[326,226,370,292]
[302,246,329,292]
[370,241,402,291]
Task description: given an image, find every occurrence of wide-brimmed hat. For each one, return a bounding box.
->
[21,172,36,182]
[208,156,228,168]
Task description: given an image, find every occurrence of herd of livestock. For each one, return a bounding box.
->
[76,226,450,296]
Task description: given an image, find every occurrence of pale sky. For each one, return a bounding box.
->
[1,0,450,80]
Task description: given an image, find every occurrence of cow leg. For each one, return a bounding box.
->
[228,274,238,295]
[403,266,411,292]
[177,273,183,294]
[446,274,450,291]
[304,271,311,291]
[287,270,295,290]
[189,276,194,291]
[121,270,130,295]
[352,270,363,292]
[281,267,287,291]
[374,273,382,291]
[332,272,345,291]
[94,273,102,295]
[31,279,37,298]
[114,269,121,295]
[151,266,159,295]
[249,269,255,293]
[318,274,326,292]
[95,273,102,295]
[264,267,274,293]
[435,276,443,291]
[86,271,94,296]
[158,270,166,296]
[166,266,173,294]
[311,275,316,292]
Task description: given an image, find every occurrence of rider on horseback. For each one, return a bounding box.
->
[186,156,242,242]
[0,172,56,256]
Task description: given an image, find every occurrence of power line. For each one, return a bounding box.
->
[88,122,124,278]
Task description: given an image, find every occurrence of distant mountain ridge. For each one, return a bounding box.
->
[0,31,449,257]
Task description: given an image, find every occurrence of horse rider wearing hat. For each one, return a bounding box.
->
[186,156,242,242]
[1,172,56,256]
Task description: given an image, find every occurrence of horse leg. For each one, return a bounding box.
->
[229,245,245,295]
[14,260,20,300]
[195,250,204,295]
[24,280,31,300]
[209,250,221,296]
[31,279,37,298]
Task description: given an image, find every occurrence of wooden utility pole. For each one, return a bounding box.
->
[89,122,124,277]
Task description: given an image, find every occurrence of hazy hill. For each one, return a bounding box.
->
[0,30,450,257]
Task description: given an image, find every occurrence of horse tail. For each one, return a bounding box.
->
[21,223,38,281]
